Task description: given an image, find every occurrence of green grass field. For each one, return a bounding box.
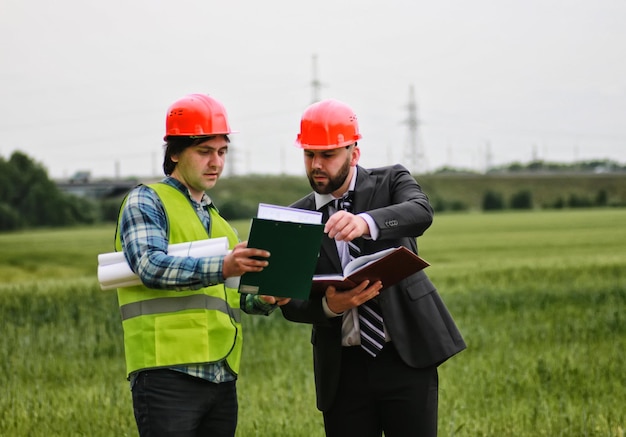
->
[1,209,624,436]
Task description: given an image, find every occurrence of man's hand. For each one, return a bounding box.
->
[325,280,382,314]
[324,211,370,242]
[259,296,292,306]
[222,241,270,278]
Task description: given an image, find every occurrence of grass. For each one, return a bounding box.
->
[1,209,625,436]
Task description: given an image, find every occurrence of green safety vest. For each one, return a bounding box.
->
[115,182,243,378]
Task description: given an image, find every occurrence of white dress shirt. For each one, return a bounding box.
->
[313,168,389,346]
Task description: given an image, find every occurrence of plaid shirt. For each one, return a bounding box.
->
[120,177,276,383]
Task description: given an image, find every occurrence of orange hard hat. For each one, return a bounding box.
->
[295,99,362,149]
[164,94,234,139]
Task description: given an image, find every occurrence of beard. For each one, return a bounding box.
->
[306,157,351,195]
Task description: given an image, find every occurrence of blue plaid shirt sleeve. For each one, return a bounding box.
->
[119,184,224,290]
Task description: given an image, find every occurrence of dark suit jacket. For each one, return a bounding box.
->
[281,164,466,412]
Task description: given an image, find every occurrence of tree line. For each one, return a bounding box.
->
[2,151,625,232]
[0,151,98,231]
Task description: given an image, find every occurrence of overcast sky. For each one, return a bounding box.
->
[1,0,625,179]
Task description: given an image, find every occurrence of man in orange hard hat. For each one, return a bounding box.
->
[115,93,290,437]
[281,99,466,437]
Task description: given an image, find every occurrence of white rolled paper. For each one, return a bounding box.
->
[97,237,231,290]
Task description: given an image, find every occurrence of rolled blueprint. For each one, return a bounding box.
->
[97,237,230,290]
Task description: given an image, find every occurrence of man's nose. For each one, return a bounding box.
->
[311,155,323,168]
[209,152,223,166]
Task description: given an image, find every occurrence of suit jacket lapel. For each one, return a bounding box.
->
[353,166,375,213]
[319,202,342,272]
[349,166,375,256]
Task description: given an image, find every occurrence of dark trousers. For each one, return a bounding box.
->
[131,369,238,437]
[323,343,438,437]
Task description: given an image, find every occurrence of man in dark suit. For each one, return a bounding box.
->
[281,99,466,437]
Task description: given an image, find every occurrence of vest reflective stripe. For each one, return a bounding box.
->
[115,182,244,377]
[120,294,242,323]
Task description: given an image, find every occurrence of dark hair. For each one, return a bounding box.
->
[162,135,230,175]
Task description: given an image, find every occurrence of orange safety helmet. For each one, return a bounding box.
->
[295,99,362,149]
[164,93,234,139]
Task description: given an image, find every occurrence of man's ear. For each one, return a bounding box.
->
[350,144,361,166]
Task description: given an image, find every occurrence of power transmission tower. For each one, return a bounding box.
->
[403,85,427,174]
[310,54,324,103]
[485,140,493,173]
[224,147,234,176]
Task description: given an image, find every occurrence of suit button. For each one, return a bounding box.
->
[385,219,399,227]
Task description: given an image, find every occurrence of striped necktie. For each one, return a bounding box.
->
[336,191,386,357]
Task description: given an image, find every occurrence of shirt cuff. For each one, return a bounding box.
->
[322,296,343,318]
[357,213,379,240]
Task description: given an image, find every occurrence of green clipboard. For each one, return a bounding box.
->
[238,218,324,300]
